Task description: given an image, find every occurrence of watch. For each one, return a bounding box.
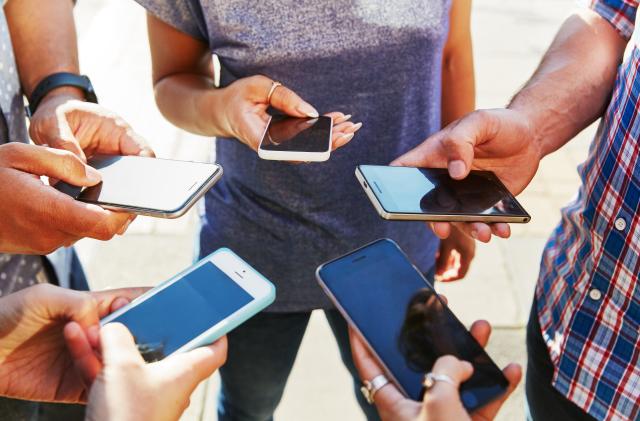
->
[27,72,98,116]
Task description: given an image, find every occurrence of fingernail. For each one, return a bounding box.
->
[352,122,363,131]
[448,160,466,179]
[470,230,478,239]
[85,166,102,185]
[342,114,352,121]
[297,103,319,118]
[340,133,355,142]
[118,218,133,235]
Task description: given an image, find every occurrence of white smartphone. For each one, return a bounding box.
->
[54,155,223,218]
[257,115,333,162]
[355,165,530,223]
[101,248,276,362]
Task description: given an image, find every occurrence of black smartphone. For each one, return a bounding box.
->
[355,165,530,223]
[316,238,509,411]
[54,155,223,218]
[257,115,333,162]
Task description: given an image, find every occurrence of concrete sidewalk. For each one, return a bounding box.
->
[73,1,593,419]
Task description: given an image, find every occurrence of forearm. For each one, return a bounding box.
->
[5,0,84,101]
[509,10,627,158]
[441,48,475,127]
[154,73,227,137]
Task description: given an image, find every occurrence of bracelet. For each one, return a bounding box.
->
[27,72,98,116]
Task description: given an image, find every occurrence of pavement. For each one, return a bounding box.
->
[72,1,594,420]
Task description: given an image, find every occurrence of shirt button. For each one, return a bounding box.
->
[589,289,602,301]
[615,217,627,231]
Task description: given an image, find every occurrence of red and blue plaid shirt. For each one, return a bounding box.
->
[536,2,640,420]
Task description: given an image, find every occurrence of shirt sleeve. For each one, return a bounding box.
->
[590,0,639,40]
[134,0,209,43]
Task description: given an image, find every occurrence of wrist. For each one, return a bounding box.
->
[505,102,546,162]
[38,86,86,107]
[196,87,234,138]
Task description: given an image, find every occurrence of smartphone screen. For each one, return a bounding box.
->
[259,115,332,153]
[358,165,529,219]
[54,155,221,214]
[106,261,254,361]
[317,239,508,410]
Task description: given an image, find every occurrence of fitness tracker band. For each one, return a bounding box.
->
[27,72,98,116]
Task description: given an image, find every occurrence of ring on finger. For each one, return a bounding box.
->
[360,374,390,404]
[423,372,455,392]
[267,81,283,104]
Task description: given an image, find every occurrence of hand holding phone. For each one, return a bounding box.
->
[100,248,275,362]
[258,114,362,162]
[355,165,530,223]
[55,155,223,218]
[317,239,510,411]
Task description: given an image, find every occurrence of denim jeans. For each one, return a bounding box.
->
[526,299,597,421]
[217,309,382,421]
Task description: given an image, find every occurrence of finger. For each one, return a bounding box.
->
[438,294,448,306]
[435,241,453,276]
[0,143,101,186]
[332,121,362,136]
[431,355,474,389]
[430,222,452,239]
[267,83,319,119]
[390,131,449,168]
[457,248,473,280]
[473,363,522,420]
[52,201,133,241]
[64,321,102,385]
[100,322,145,366]
[490,223,511,239]
[155,336,228,391]
[89,287,150,318]
[332,133,355,149]
[451,222,492,243]
[330,113,351,125]
[469,320,492,348]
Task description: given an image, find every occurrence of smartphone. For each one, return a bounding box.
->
[101,248,275,362]
[257,115,333,162]
[355,165,530,223]
[316,239,509,411]
[54,155,223,218]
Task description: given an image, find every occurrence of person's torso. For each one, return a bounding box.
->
[198,0,449,310]
[535,42,640,421]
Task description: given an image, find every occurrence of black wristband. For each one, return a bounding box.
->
[27,72,98,116]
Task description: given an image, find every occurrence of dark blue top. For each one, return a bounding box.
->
[136,0,448,311]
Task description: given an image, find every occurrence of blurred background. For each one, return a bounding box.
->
[73,1,594,419]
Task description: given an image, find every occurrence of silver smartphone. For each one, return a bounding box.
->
[55,155,223,218]
[355,165,530,223]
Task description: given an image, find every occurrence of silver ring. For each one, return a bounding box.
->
[360,374,389,404]
[266,81,282,104]
[423,372,456,391]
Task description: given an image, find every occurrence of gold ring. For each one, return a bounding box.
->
[267,81,282,104]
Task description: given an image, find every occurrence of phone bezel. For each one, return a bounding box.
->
[101,248,276,358]
[257,115,333,162]
[76,157,223,219]
[355,165,531,223]
[315,238,508,408]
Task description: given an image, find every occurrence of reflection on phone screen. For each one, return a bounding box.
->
[318,239,508,410]
[106,262,253,362]
[360,166,527,217]
[260,115,332,153]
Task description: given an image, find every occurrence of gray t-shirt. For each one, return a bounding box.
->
[136,0,448,311]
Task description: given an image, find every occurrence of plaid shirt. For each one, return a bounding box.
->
[536,2,640,420]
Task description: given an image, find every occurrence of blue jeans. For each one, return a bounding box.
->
[218,309,382,421]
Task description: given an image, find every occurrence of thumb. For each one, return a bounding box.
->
[431,355,474,389]
[99,322,145,367]
[1,143,101,186]
[268,84,319,119]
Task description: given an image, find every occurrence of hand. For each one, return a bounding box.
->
[0,143,135,254]
[392,108,541,242]
[29,92,154,162]
[435,225,475,282]
[350,320,522,421]
[212,75,362,151]
[0,284,147,403]
[85,323,227,421]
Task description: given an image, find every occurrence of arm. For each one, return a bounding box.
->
[393,9,628,242]
[436,0,476,282]
[441,0,475,127]
[147,14,360,150]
